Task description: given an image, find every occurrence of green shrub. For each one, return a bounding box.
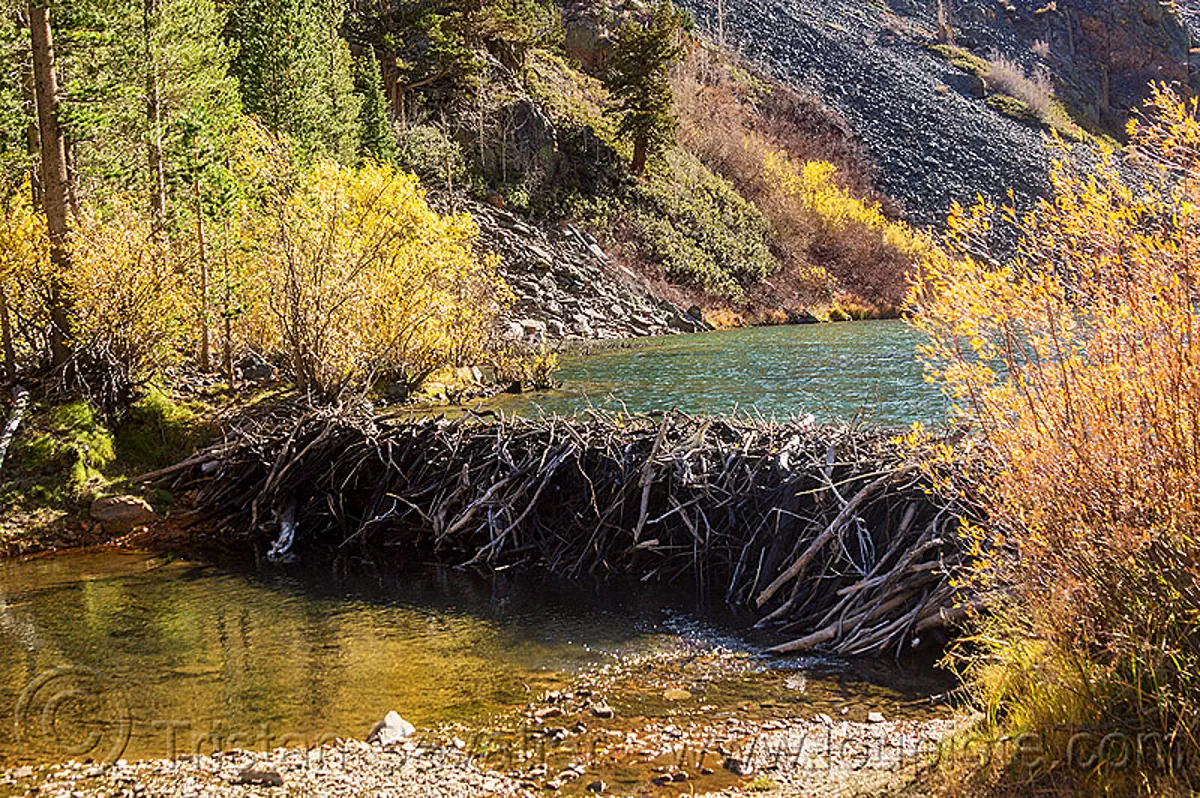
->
[115,386,217,470]
[395,124,476,194]
[630,150,777,298]
[928,43,989,79]
[986,93,1041,126]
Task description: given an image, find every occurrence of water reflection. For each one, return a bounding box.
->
[0,550,952,767]
[0,551,670,765]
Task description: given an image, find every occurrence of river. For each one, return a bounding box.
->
[0,321,954,773]
[486,320,944,427]
[0,550,952,768]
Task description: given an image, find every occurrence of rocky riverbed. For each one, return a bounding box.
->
[0,638,961,798]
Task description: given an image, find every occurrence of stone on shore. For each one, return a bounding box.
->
[367,710,416,746]
[89,495,157,533]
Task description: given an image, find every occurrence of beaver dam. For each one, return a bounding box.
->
[147,410,975,657]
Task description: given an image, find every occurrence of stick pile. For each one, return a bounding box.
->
[152,409,974,656]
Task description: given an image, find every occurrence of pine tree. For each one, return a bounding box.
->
[227,0,359,162]
[353,53,396,164]
[605,2,687,175]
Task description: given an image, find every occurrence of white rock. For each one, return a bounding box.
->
[367,711,415,746]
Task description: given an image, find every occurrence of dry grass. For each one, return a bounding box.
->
[985,57,1054,118]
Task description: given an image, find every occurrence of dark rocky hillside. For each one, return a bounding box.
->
[676,0,1195,227]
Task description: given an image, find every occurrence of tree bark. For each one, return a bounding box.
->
[631,135,648,176]
[29,4,71,369]
[221,219,234,385]
[20,43,41,207]
[143,0,166,230]
[194,173,210,371]
[0,287,16,383]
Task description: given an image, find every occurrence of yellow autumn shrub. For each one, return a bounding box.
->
[909,85,1200,794]
[244,160,511,400]
[67,198,189,383]
[761,153,929,260]
[0,185,50,371]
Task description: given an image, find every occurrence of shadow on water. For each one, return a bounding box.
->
[0,549,954,767]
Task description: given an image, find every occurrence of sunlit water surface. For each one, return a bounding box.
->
[0,550,948,766]
[484,321,944,426]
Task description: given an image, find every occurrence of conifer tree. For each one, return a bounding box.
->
[353,53,396,164]
[605,1,687,175]
[227,0,359,162]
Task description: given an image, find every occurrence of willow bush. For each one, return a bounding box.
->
[2,128,513,406]
[243,160,511,401]
[909,86,1200,794]
[68,199,190,386]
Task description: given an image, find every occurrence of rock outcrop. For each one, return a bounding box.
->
[472,203,709,343]
[948,0,1194,129]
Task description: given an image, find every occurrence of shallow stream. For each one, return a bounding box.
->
[0,550,951,767]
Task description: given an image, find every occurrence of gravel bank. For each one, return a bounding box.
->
[0,714,959,798]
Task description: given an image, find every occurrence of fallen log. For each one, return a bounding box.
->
[0,385,29,473]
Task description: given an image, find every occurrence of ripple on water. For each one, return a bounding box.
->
[483,321,946,427]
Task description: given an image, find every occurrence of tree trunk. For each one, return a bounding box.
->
[632,135,648,176]
[143,0,166,230]
[21,47,41,207]
[29,4,71,369]
[221,219,234,386]
[194,173,210,371]
[0,287,15,383]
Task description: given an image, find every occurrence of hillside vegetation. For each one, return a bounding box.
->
[354,0,928,319]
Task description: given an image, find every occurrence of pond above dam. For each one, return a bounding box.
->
[485,320,945,427]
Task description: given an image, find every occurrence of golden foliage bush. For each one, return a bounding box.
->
[909,86,1200,794]
[672,46,924,313]
[67,199,190,383]
[0,186,50,367]
[243,160,511,400]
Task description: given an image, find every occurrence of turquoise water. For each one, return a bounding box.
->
[486,320,945,427]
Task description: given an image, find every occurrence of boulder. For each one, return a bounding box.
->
[787,309,821,325]
[571,315,594,337]
[236,351,275,382]
[590,702,615,719]
[519,318,548,344]
[367,711,415,746]
[90,496,157,533]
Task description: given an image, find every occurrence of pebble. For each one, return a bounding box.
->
[590,702,615,719]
